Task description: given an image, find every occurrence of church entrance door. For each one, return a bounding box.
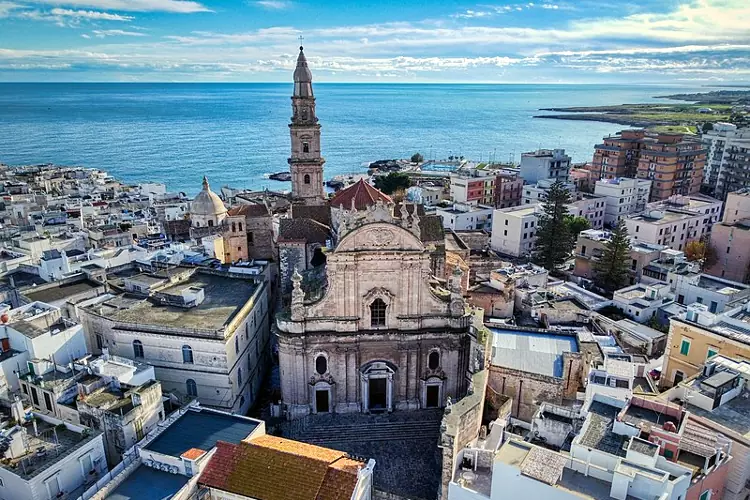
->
[369,378,387,412]
[426,385,439,408]
[315,389,330,413]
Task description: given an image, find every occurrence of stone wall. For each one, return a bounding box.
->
[245,215,276,261]
[279,242,307,295]
[487,365,564,422]
[438,369,488,500]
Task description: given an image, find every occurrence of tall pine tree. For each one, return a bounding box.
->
[533,180,574,271]
[594,219,631,293]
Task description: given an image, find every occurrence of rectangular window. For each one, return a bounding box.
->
[707,348,719,360]
[581,245,586,256]
[710,301,718,313]
[696,297,703,304]
[680,338,691,356]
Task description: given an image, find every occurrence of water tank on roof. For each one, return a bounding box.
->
[648,210,664,219]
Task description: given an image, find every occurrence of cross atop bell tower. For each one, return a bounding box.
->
[289,45,325,205]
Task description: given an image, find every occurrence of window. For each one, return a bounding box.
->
[696,297,703,304]
[237,367,243,386]
[235,336,239,354]
[699,491,711,500]
[31,387,39,406]
[315,355,327,375]
[503,230,507,236]
[247,232,254,247]
[304,174,311,184]
[370,298,387,327]
[186,379,198,397]
[707,347,719,360]
[238,222,243,232]
[182,345,194,364]
[428,351,440,370]
[505,220,508,226]
[680,338,691,356]
[95,334,103,350]
[303,142,309,153]
[133,340,144,358]
[231,222,236,232]
[208,220,214,227]
[710,301,718,313]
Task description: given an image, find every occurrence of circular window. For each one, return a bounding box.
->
[428,351,440,370]
[315,355,327,375]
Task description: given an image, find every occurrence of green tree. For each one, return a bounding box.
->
[565,215,591,239]
[410,152,424,163]
[374,172,411,195]
[685,239,717,270]
[533,180,574,270]
[593,219,631,293]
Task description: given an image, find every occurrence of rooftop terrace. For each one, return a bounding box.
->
[97,271,259,333]
[490,328,578,378]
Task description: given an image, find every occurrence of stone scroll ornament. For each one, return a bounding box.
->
[362,228,395,248]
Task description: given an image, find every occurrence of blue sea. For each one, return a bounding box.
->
[0,83,706,195]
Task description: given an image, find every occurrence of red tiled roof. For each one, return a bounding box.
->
[227,204,270,217]
[181,448,206,460]
[198,436,364,500]
[330,179,391,211]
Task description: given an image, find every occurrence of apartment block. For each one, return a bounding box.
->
[594,177,652,226]
[625,194,722,251]
[708,189,750,282]
[574,229,664,285]
[519,149,571,184]
[436,203,494,231]
[494,171,523,209]
[450,172,496,206]
[703,122,739,195]
[662,302,750,388]
[490,205,540,257]
[592,129,646,179]
[636,133,706,201]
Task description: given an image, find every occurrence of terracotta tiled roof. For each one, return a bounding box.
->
[198,437,364,500]
[181,448,206,460]
[227,204,270,218]
[278,218,331,244]
[330,179,391,211]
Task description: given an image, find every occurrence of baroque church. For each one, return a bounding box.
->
[276,47,479,419]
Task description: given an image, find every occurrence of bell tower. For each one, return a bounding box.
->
[289,45,325,205]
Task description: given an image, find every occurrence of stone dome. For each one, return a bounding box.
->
[192,176,227,217]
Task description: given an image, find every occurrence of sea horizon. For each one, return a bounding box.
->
[0,82,710,195]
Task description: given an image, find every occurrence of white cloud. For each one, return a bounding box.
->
[21,0,210,13]
[81,33,90,38]
[0,2,21,17]
[92,29,147,37]
[50,8,134,21]
[256,0,290,9]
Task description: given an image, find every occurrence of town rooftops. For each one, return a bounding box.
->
[23,277,103,304]
[199,435,368,500]
[106,461,190,500]
[330,178,392,211]
[91,271,260,334]
[144,408,261,458]
[489,328,578,378]
[579,400,628,457]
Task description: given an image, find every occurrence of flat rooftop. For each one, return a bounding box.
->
[490,328,578,378]
[106,464,189,500]
[23,279,102,304]
[145,409,260,457]
[697,275,747,294]
[688,392,750,439]
[100,272,258,332]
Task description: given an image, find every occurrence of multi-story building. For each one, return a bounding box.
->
[0,411,108,500]
[637,133,706,201]
[521,178,576,204]
[714,128,750,201]
[662,301,750,388]
[20,353,164,468]
[490,205,540,257]
[703,122,739,195]
[436,203,494,231]
[625,194,722,251]
[612,282,675,324]
[574,229,665,285]
[708,189,750,282]
[592,129,646,179]
[594,177,652,226]
[519,149,571,184]
[79,265,271,415]
[494,171,523,209]
[449,171,496,206]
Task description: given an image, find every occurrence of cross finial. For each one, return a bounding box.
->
[298,35,304,50]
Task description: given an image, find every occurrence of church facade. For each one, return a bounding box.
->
[276,48,477,420]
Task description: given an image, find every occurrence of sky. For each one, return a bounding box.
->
[0,0,747,83]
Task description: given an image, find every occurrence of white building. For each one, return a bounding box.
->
[521,178,576,205]
[0,411,107,500]
[490,205,540,257]
[79,266,271,415]
[594,177,652,226]
[519,149,571,184]
[436,203,494,231]
[567,195,606,230]
[612,282,674,323]
[625,194,723,252]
